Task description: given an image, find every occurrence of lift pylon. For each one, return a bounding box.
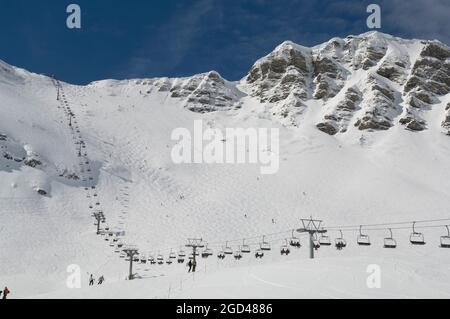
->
[297,217,327,259]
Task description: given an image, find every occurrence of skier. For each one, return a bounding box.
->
[89,274,95,286]
[2,287,10,299]
[192,260,197,273]
[187,260,193,273]
[98,275,105,285]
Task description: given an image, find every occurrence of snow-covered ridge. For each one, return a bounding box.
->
[241,31,450,134]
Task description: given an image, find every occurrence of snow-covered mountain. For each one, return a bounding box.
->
[1,31,450,299]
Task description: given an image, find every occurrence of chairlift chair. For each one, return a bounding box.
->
[335,230,347,249]
[157,254,164,265]
[224,242,233,255]
[357,226,371,246]
[217,251,226,260]
[319,233,332,246]
[241,240,251,254]
[169,250,177,260]
[383,228,397,249]
[255,247,264,259]
[140,255,147,264]
[202,245,213,259]
[440,226,450,248]
[260,236,271,251]
[312,234,321,250]
[178,249,186,258]
[289,230,301,248]
[280,239,291,256]
[410,222,426,245]
[234,246,243,260]
[166,259,173,265]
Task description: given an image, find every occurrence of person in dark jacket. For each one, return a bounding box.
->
[187,260,193,273]
[98,276,105,285]
[2,287,10,299]
[192,260,197,273]
[89,274,95,286]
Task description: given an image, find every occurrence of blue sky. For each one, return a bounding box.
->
[0,0,449,84]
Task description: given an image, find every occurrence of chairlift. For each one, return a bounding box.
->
[140,255,147,264]
[357,225,371,246]
[319,233,332,246]
[260,236,271,251]
[178,249,186,258]
[224,242,233,255]
[234,247,243,260]
[177,258,185,264]
[280,239,291,256]
[383,228,397,249]
[217,251,226,260]
[133,256,140,263]
[289,230,301,248]
[166,259,173,265]
[255,247,264,259]
[440,225,450,248]
[202,245,213,259]
[410,222,426,245]
[335,230,347,249]
[157,254,164,265]
[241,240,251,254]
[312,234,321,250]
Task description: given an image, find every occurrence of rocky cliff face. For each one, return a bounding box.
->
[87,32,450,136]
[149,71,243,113]
[237,32,450,136]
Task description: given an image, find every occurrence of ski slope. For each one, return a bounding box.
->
[1,33,450,299]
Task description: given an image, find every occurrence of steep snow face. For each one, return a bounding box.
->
[1,33,450,299]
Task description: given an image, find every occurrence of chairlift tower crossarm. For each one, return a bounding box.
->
[297,218,327,259]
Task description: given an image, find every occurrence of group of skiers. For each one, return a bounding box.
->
[88,274,105,286]
[0,287,10,299]
[187,259,197,273]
